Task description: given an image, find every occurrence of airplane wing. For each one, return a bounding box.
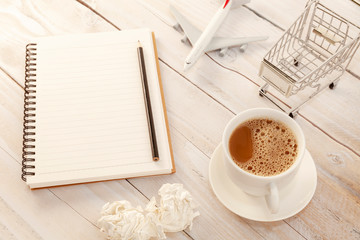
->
[169,4,201,45]
[205,36,269,52]
[170,3,268,52]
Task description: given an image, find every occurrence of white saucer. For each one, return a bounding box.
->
[209,144,317,222]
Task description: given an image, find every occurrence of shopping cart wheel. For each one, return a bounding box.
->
[173,23,183,33]
[239,44,248,53]
[289,111,298,118]
[259,90,265,97]
[294,59,299,67]
[329,82,335,89]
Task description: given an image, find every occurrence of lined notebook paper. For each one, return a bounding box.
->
[22,29,175,189]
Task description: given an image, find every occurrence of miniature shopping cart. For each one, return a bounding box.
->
[259,0,360,117]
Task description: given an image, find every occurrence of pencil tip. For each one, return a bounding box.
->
[138,40,141,47]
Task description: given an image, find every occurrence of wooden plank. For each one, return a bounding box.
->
[0,148,104,240]
[0,70,24,160]
[289,170,360,240]
[0,0,114,85]
[246,0,360,39]
[0,196,41,240]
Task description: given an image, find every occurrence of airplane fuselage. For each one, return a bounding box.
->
[184,0,233,71]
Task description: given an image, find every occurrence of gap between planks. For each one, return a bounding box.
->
[0,66,23,90]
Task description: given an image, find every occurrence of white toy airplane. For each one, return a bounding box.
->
[170,0,268,71]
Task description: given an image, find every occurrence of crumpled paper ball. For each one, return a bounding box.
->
[98,200,165,240]
[152,183,200,232]
[98,183,199,240]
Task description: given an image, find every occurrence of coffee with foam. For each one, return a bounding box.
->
[228,118,298,176]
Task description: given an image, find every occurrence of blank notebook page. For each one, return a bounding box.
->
[28,30,172,187]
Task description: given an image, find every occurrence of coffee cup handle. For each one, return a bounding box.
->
[265,182,279,214]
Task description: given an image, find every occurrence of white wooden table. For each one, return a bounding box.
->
[1,0,360,239]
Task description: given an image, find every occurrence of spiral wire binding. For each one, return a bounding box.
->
[22,43,37,181]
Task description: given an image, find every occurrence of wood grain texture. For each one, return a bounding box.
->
[0,0,359,239]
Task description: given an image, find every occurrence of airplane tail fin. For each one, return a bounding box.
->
[230,0,251,9]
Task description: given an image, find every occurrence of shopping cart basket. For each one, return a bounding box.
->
[259,0,360,117]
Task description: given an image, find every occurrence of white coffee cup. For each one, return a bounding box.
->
[222,108,305,214]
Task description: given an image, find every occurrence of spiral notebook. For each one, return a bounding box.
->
[22,29,175,189]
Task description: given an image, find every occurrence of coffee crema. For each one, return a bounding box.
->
[228,118,298,176]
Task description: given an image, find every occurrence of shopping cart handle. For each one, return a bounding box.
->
[312,26,342,45]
